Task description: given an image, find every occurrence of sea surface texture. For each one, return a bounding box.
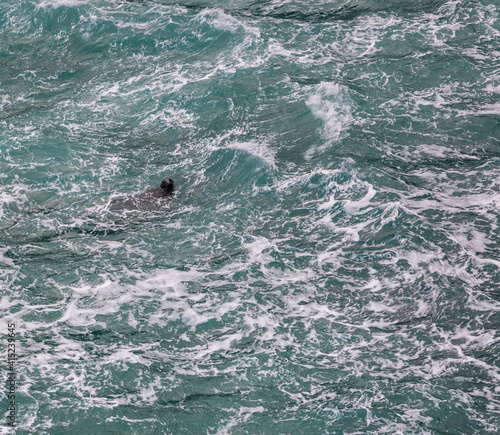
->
[1,0,500,433]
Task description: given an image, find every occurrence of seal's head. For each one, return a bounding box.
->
[160,178,174,195]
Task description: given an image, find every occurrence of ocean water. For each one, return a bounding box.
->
[1,0,499,433]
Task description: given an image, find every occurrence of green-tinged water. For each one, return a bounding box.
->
[1,0,500,433]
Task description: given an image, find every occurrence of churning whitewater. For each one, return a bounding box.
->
[1,0,499,433]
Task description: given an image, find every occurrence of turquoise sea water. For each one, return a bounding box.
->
[1,0,500,433]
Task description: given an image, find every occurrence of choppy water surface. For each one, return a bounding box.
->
[1,0,500,433]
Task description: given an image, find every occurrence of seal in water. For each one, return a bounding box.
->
[111,178,174,210]
[149,178,174,197]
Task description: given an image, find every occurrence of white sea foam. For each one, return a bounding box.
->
[193,8,260,37]
[36,0,86,8]
[141,107,198,129]
[242,236,276,264]
[228,140,277,168]
[343,182,376,215]
[305,82,353,154]
[215,406,266,435]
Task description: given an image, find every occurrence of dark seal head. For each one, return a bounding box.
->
[110,177,174,211]
[160,178,174,195]
[147,178,174,198]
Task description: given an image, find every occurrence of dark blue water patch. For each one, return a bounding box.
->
[163,0,449,22]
